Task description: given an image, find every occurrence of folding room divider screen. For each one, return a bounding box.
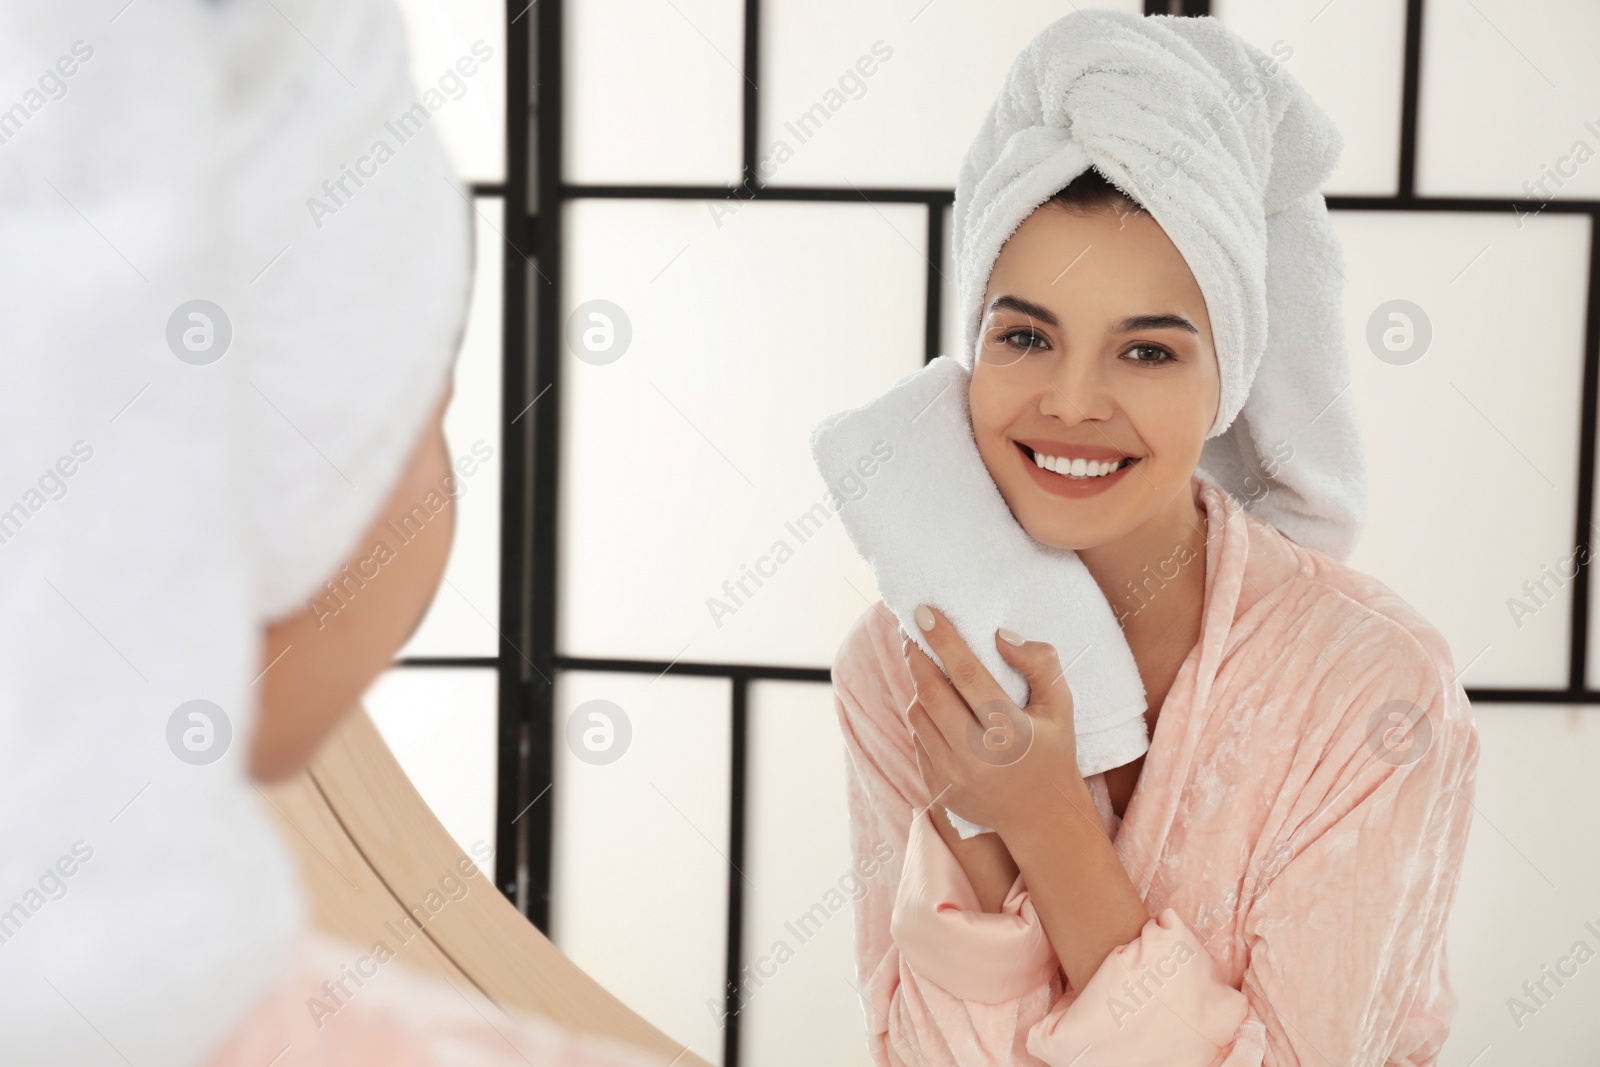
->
[383,2,1600,1064]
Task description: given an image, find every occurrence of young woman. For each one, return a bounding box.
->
[208,384,669,1067]
[829,17,1480,1065]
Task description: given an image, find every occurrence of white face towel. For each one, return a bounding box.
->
[813,357,1148,838]
[0,2,471,1062]
[953,11,1364,561]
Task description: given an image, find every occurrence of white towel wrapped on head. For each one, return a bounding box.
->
[0,3,471,1062]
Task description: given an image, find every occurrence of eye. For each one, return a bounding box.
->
[1123,342,1176,366]
[999,327,1050,353]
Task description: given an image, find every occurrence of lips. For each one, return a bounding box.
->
[1013,438,1132,463]
[1014,439,1140,498]
[1015,439,1139,475]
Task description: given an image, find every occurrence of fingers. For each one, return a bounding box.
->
[908,701,954,795]
[906,605,1012,725]
[994,628,1074,716]
[902,634,985,754]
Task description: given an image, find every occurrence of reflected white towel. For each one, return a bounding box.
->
[812,356,1147,838]
[0,3,471,1064]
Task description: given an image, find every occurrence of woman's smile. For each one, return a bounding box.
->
[1013,439,1141,499]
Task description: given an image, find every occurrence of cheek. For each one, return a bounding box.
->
[967,373,1025,487]
[1128,375,1214,460]
[966,371,1006,442]
[968,366,1033,434]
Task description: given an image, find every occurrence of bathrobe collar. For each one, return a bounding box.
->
[1114,472,1255,897]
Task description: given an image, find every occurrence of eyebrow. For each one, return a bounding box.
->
[987,295,1198,335]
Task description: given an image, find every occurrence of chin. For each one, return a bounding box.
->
[1014,507,1129,553]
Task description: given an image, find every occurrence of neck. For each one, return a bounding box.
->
[1077,476,1209,645]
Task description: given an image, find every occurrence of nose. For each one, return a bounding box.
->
[1038,349,1114,426]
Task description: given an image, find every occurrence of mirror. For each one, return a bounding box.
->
[367,2,1600,1065]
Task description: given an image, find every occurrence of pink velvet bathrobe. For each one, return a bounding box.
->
[831,475,1480,1066]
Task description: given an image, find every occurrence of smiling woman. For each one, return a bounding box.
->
[827,10,1480,1067]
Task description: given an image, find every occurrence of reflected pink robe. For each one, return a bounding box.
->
[830,475,1479,1066]
[199,929,671,1067]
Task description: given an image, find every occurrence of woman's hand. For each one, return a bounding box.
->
[903,604,1085,839]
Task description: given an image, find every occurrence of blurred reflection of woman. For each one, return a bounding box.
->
[0,4,665,1064]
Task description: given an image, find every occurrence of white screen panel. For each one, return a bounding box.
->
[566,0,744,185]
[1213,0,1405,196]
[364,666,499,877]
[759,0,1141,190]
[558,199,926,668]
[392,0,507,184]
[1418,0,1600,199]
[738,681,874,1067]
[550,670,733,1066]
[1440,704,1600,1064]
[400,197,504,658]
[1338,210,1589,688]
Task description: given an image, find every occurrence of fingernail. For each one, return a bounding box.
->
[914,605,935,632]
[997,626,1025,646]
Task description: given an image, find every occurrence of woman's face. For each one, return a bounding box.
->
[969,201,1221,552]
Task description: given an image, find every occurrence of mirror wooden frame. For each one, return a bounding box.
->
[262,707,712,1066]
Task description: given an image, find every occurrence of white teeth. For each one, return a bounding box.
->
[1029,448,1127,479]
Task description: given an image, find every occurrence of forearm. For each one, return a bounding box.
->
[1001,776,1149,992]
[927,802,1020,913]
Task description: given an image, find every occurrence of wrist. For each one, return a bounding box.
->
[926,806,1020,913]
[1001,773,1102,853]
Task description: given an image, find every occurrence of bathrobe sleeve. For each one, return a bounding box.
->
[832,607,1066,1065]
[835,604,1480,1066]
